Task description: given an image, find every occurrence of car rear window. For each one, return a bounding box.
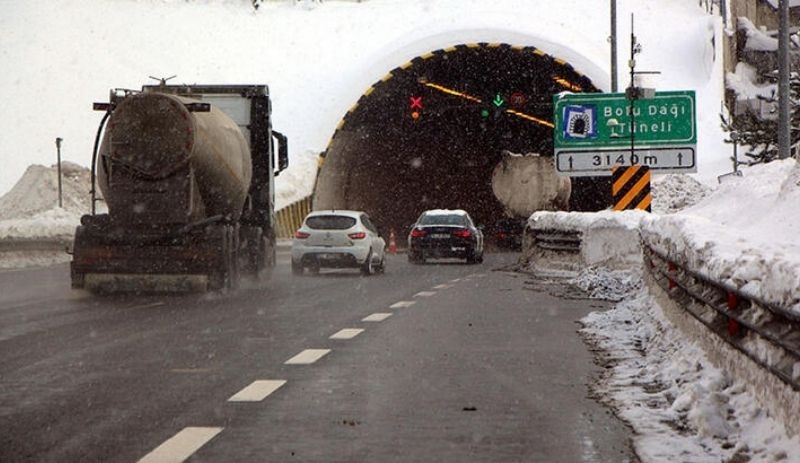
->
[306,215,357,230]
[419,214,468,226]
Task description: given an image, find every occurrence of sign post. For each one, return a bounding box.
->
[553,90,696,177]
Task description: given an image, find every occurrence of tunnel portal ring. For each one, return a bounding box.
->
[320,42,600,162]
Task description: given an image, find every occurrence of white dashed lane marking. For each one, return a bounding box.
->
[329,328,364,340]
[138,426,223,463]
[228,380,286,402]
[390,301,416,309]
[285,349,331,365]
[432,284,453,290]
[362,313,392,322]
[414,291,436,297]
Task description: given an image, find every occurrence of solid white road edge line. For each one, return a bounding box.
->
[329,328,364,340]
[228,380,286,402]
[138,426,223,463]
[362,313,392,322]
[284,349,331,365]
[390,300,416,309]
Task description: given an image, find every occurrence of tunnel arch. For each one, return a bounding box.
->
[314,42,609,240]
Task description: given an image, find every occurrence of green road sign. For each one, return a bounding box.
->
[553,90,696,149]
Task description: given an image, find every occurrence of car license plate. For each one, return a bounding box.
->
[431,234,449,239]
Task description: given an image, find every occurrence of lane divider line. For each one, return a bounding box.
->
[137,426,223,463]
[228,380,286,402]
[432,284,453,290]
[414,291,436,297]
[390,301,416,309]
[362,313,392,322]
[285,349,331,365]
[329,328,364,340]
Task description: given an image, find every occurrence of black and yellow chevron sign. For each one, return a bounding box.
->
[612,165,651,212]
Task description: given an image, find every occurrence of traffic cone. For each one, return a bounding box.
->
[388,228,397,255]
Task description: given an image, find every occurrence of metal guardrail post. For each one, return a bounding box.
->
[727,291,740,337]
[667,261,677,289]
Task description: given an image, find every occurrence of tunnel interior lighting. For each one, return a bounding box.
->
[553,76,583,92]
[421,81,483,104]
[504,109,555,128]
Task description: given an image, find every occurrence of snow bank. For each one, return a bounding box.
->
[582,288,800,462]
[526,209,647,271]
[642,159,800,314]
[0,163,93,241]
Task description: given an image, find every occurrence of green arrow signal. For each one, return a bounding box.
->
[493,94,505,108]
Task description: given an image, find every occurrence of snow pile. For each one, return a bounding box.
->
[569,267,642,302]
[726,62,776,105]
[739,16,778,52]
[527,210,648,270]
[0,163,93,240]
[0,162,91,219]
[582,289,800,462]
[642,159,800,314]
[0,208,80,241]
[651,174,712,214]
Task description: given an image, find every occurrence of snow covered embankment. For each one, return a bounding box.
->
[0,163,91,268]
[523,170,800,460]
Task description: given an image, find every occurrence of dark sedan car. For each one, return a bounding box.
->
[407,209,484,264]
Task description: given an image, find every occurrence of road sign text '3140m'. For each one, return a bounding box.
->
[553,91,697,177]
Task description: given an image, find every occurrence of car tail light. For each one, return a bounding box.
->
[348,232,367,240]
[410,228,427,238]
[452,229,472,238]
[294,230,310,239]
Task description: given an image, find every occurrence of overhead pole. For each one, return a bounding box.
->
[611,0,618,92]
[778,0,791,159]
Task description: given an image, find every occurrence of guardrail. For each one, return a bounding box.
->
[275,196,313,239]
[531,228,582,253]
[0,237,71,253]
[644,243,800,392]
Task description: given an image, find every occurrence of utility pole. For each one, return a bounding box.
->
[778,0,791,159]
[55,137,63,208]
[610,0,618,92]
[627,14,641,165]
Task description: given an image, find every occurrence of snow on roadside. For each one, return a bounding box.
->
[580,278,800,463]
[642,159,800,315]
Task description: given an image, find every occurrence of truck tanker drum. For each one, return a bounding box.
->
[97,91,252,225]
[491,151,571,217]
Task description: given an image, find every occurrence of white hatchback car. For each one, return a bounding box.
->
[291,210,387,276]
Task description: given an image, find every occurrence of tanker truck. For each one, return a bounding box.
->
[70,84,288,292]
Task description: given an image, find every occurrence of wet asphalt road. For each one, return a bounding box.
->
[0,252,636,462]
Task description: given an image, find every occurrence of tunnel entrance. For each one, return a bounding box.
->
[315,43,608,239]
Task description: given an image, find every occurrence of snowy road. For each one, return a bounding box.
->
[0,253,635,462]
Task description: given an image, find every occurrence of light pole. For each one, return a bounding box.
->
[778,0,791,159]
[610,0,618,92]
[55,137,63,208]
